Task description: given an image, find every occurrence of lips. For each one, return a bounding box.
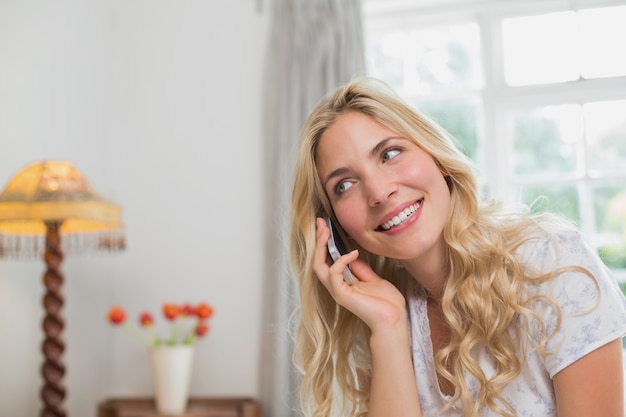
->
[378,199,423,231]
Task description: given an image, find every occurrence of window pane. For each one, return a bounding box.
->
[366,23,483,95]
[584,100,626,176]
[366,31,405,92]
[580,6,626,79]
[594,182,626,235]
[518,184,580,225]
[502,12,579,86]
[410,98,481,161]
[509,105,583,177]
[595,182,626,269]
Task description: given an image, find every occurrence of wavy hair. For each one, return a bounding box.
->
[289,77,593,417]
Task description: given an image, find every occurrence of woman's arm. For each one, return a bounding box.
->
[553,338,624,416]
[313,218,423,416]
[366,310,422,417]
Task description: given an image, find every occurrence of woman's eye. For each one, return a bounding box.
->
[335,180,353,195]
[382,148,401,162]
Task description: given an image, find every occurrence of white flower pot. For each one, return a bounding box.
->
[150,345,194,415]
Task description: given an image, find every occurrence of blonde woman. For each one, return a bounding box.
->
[289,77,626,417]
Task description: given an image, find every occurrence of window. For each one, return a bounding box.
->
[363,0,626,281]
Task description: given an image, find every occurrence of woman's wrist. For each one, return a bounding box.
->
[369,312,410,352]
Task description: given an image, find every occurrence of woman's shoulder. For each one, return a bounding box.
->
[514,212,610,258]
[512,218,586,268]
[520,213,581,239]
[487,202,586,256]
[514,216,625,313]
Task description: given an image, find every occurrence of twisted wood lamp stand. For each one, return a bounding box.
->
[41,221,66,417]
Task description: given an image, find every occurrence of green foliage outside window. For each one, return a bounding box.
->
[600,245,626,269]
[415,99,479,161]
[597,189,626,269]
[512,111,578,176]
[520,186,580,226]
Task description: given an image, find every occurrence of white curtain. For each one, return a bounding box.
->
[258,1,365,416]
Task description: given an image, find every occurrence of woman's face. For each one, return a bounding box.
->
[315,111,451,261]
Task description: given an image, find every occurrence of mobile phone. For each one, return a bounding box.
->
[324,216,355,285]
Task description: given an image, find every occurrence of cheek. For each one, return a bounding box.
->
[333,201,365,240]
[430,173,453,223]
[405,160,452,215]
[402,164,423,183]
[403,158,444,190]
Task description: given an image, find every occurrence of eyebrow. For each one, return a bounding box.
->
[322,136,404,187]
[370,136,400,159]
[323,167,350,189]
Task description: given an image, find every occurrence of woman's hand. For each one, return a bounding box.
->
[312,217,407,332]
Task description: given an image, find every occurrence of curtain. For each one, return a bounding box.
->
[258,1,365,416]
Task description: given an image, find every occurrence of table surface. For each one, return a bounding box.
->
[98,397,262,417]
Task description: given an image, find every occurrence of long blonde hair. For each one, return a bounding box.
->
[289,77,590,417]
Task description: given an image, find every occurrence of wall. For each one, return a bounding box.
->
[0,1,268,416]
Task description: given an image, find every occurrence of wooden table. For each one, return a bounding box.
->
[98,397,262,417]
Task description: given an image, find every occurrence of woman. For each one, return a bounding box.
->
[289,77,626,417]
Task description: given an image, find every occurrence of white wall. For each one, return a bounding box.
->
[0,1,269,416]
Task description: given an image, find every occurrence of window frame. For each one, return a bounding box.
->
[363,0,626,280]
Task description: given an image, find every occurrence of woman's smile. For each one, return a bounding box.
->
[377,199,423,232]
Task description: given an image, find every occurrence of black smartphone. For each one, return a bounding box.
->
[324,216,355,285]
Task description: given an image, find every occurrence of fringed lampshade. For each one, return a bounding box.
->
[0,160,125,417]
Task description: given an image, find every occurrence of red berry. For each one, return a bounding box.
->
[195,303,214,320]
[195,322,209,337]
[163,303,180,321]
[139,311,154,327]
[180,303,195,316]
[107,307,126,325]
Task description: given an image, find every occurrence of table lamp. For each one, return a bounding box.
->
[0,160,125,417]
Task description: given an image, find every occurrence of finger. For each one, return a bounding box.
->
[330,249,360,286]
[313,218,359,288]
[349,258,380,282]
[328,249,359,275]
[314,217,332,263]
[312,217,333,285]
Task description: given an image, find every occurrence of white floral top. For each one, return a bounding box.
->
[407,227,626,416]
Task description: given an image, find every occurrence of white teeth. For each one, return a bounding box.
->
[381,201,421,230]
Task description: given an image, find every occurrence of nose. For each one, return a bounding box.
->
[365,173,398,207]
